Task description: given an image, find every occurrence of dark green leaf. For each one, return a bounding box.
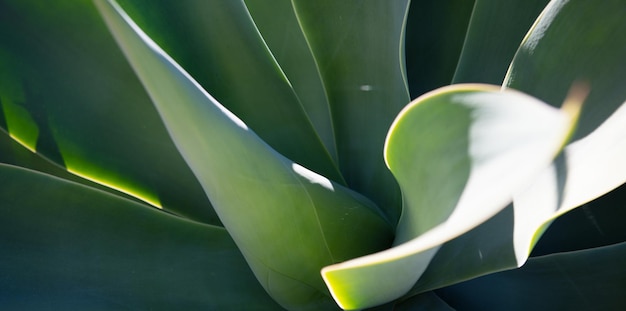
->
[437,241,626,311]
[453,0,549,84]
[94,1,393,309]
[0,164,282,310]
[291,0,412,222]
[0,0,218,223]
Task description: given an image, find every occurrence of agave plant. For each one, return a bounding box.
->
[1,0,625,310]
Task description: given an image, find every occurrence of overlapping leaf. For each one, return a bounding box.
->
[321,84,576,310]
[0,0,217,223]
[114,0,342,183]
[452,0,549,84]
[291,0,412,223]
[402,0,626,300]
[94,1,393,310]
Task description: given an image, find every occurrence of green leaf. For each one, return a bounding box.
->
[0,0,218,223]
[404,0,626,297]
[94,1,393,310]
[513,100,626,262]
[321,84,575,310]
[436,241,626,310]
[243,0,337,164]
[291,0,412,223]
[115,0,343,183]
[405,0,475,96]
[0,129,143,202]
[502,0,626,264]
[0,163,281,310]
[452,0,549,84]
[504,0,626,141]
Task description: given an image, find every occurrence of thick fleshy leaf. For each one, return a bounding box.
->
[321,84,575,310]
[437,241,626,311]
[452,0,549,84]
[401,0,626,297]
[402,98,626,298]
[503,0,626,264]
[0,164,281,310]
[291,0,412,223]
[94,1,393,310]
[504,0,626,141]
[114,0,342,183]
[513,100,626,262]
[0,0,217,223]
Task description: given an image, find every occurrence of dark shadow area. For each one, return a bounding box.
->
[404,0,475,98]
[531,182,626,256]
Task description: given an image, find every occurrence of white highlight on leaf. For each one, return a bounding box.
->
[97,0,249,131]
[292,163,334,191]
[359,85,373,91]
[513,101,626,265]
[522,0,568,54]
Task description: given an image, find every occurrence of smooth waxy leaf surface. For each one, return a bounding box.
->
[115,0,342,183]
[505,0,626,141]
[0,0,217,223]
[0,164,281,310]
[321,84,575,310]
[504,0,626,264]
[513,100,626,262]
[94,1,393,310]
[404,0,626,297]
[291,0,412,223]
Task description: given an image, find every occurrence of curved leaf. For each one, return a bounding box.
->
[513,100,626,262]
[291,0,412,222]
[504,0,626,141]
[321,84,575,310]
[0,0,218,223]
[94,1,393,310]
[0,164,281,310]
[402,96,626,298]
[115,0,343,183]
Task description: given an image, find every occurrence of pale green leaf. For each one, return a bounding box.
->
[321,84,575,310]
[94,1,393,310]
[513,100,626,262]
[504,0,626,141]
[115,0,343,183]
